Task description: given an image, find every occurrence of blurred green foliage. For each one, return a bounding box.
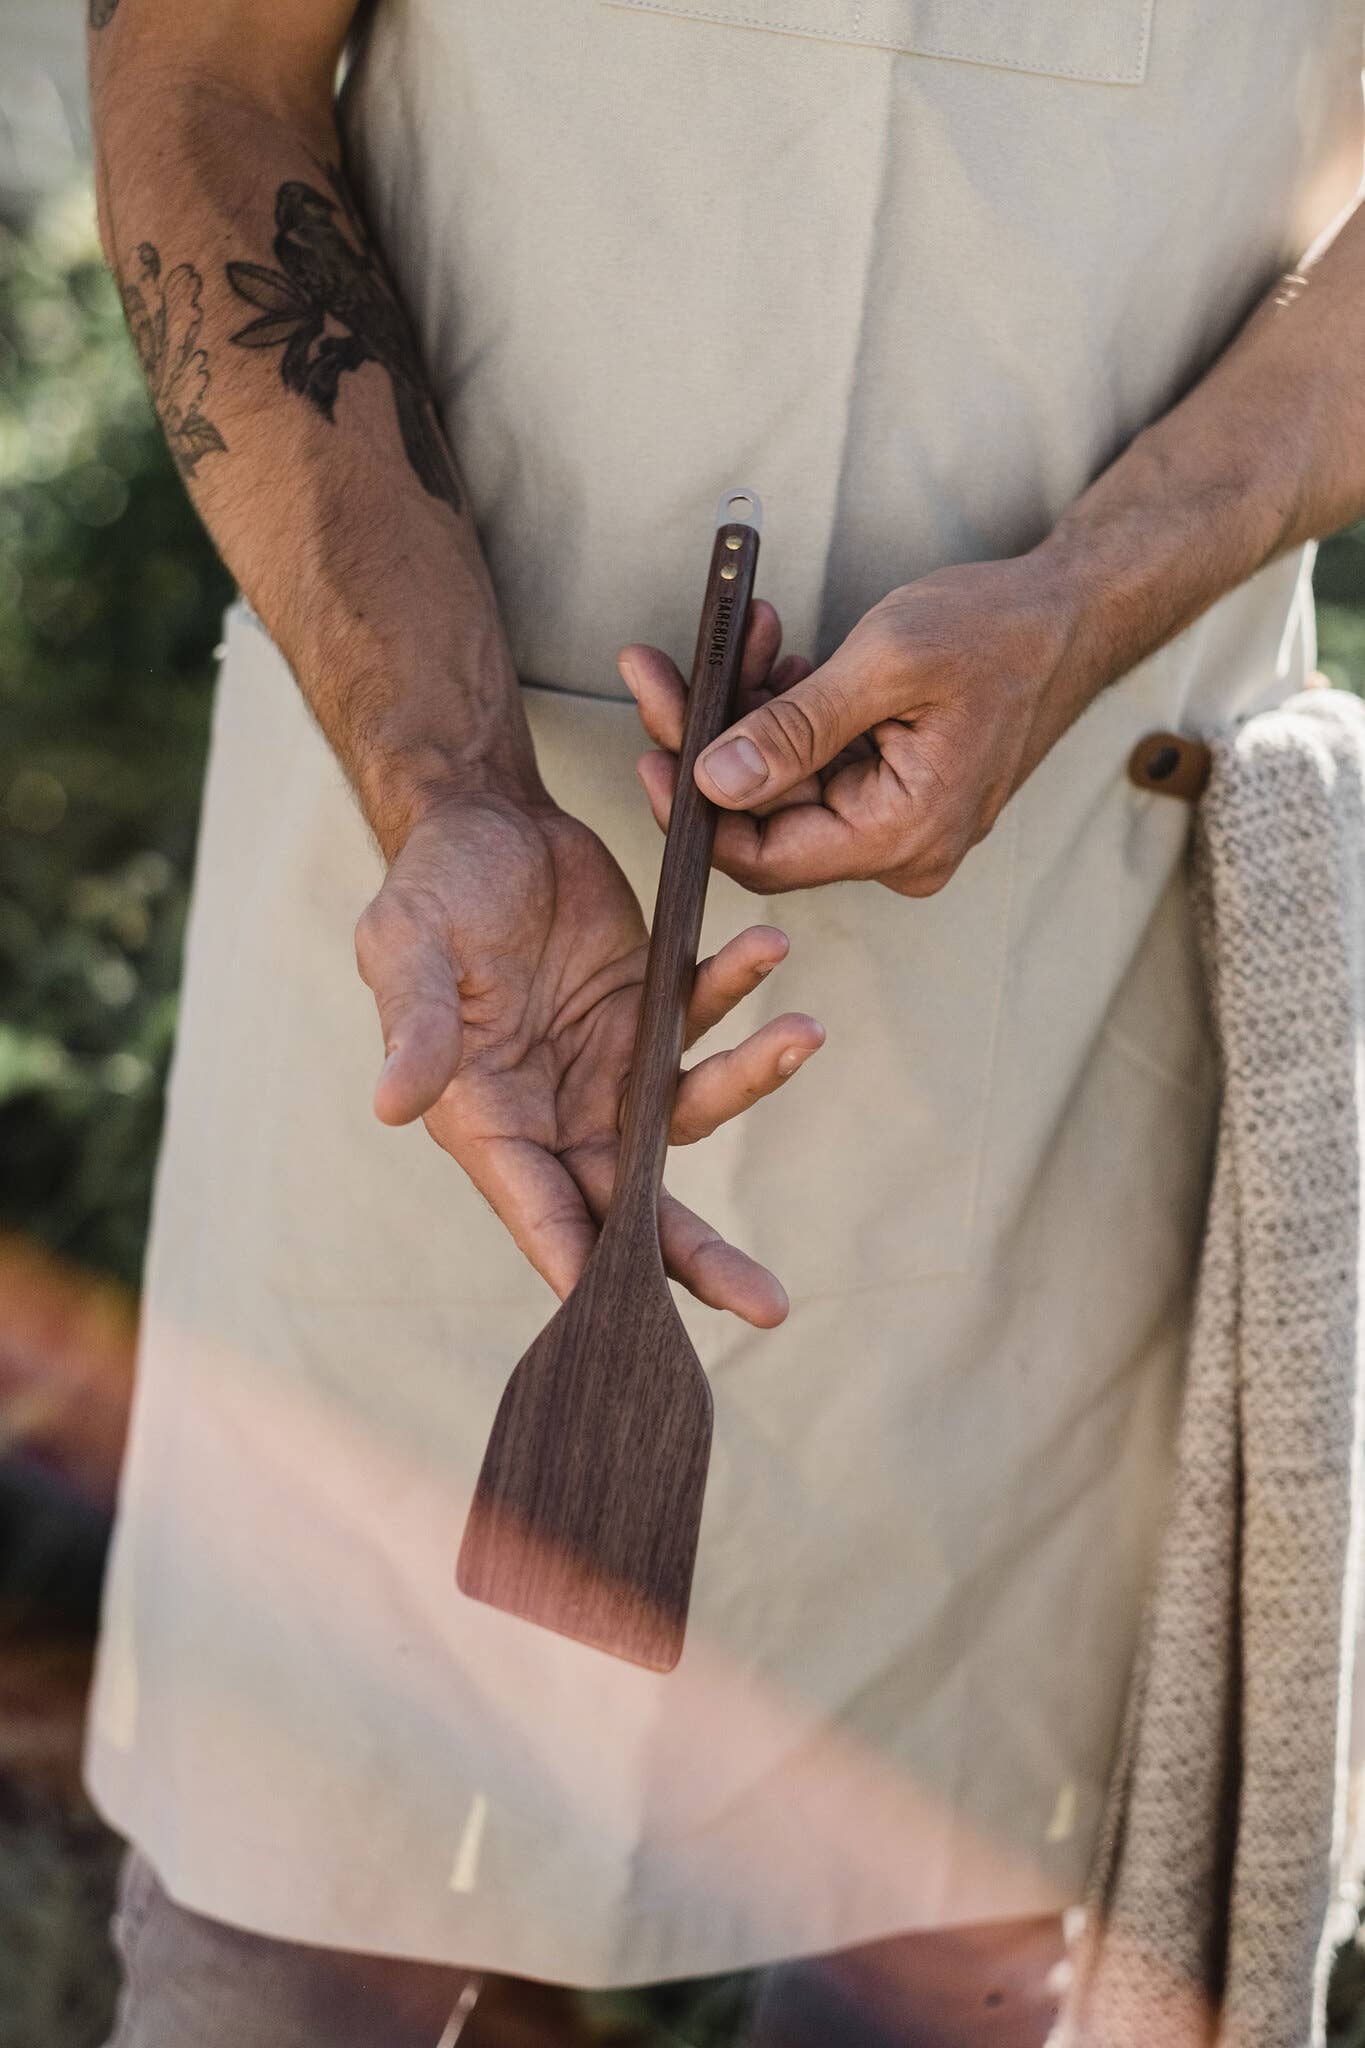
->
[1316,527,1365,694]
[0,188,231,1290]
[5,184,1365,2047]
[0,1783,121,2048]
[582,1978,757,2047]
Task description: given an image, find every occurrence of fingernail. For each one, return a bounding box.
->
[702,736,767,799]
[778,1046,810,1078]
[618,658,640,697]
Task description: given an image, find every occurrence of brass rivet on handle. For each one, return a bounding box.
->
[720,561,739,581]
[724,534,742,550]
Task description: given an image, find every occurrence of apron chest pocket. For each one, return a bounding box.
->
[601,0,1155,84]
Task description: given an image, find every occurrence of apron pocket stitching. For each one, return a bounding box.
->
[958,803,1022,1253]
[601,0,1154,85]
[1100,1018,1211,1104]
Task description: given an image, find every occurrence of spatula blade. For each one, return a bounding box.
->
[457,1249,714,1672]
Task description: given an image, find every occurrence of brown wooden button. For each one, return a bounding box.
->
[1127,730,1212,801]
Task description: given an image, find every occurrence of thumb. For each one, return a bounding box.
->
[693,658,870,808]
[354,889,465,1127]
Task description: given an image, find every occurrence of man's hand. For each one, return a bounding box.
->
[625,185,1365,901]
[355,795,825,1328]
[622,565,1078,898]
[92,5,831,1326]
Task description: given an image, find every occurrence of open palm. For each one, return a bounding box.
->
[355,794,822,1325]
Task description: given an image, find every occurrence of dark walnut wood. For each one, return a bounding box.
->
[457,516,761,1671]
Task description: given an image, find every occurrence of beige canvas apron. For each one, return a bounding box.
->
[87,0,1365,1987]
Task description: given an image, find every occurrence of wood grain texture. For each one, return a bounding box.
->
[457,518,761,1670]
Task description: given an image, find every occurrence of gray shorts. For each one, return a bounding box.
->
[104,1850,1062,2048]
[104,1854,482,2048]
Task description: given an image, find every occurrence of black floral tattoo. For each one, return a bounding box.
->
[121,245,229,480]
[226,165,461,515]
[89,0,122,26]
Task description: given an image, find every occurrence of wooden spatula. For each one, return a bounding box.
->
[457,487,764,1672]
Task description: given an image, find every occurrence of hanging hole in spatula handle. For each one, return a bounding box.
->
[608,489,763,1228]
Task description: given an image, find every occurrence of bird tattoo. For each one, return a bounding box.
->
[226,165,461,514]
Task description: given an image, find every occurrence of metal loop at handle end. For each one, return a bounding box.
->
[714,485,763,535]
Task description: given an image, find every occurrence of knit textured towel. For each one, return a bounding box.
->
[1051,690,1365,2048]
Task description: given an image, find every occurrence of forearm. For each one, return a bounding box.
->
[1036,200,1365,728]
[90,25,545,855]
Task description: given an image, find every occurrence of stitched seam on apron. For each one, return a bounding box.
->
[812,21,888,666]
[600,1,1152,83]
[1101,1020,1209,1104]
[958,802,1021,1249]
[228,606,633,710]
[519,675,633,706]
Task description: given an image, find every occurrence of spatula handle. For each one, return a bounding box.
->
[609,490,763,1234]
